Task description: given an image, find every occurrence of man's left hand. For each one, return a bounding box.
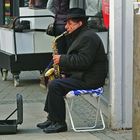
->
[53,55,61,64]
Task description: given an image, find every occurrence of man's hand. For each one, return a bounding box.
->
[53,55,61,64]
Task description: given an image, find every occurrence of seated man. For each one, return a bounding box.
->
[37,7,108,133]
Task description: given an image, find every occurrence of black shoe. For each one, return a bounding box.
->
[37,120,52,129]
[43,122,67,133]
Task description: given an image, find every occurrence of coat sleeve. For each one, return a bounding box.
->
[59,35,100,71]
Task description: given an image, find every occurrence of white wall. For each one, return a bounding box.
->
[109,0,133,129]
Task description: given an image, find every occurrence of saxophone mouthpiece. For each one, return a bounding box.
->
[63,31,68,35]
[54,31,68,41]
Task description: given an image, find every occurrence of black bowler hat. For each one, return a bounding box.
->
[66,8,89,20]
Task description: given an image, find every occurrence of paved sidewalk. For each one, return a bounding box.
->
[0,71,132,140]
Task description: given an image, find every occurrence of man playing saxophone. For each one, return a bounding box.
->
[37,8,108,133]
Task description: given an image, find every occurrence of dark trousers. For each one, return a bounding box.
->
[44,78,92,122]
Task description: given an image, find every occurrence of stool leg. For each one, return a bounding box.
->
[66,96,105,132]
[91,96,105,131]
[65,99,77,131]
[94,97,100,126]
[100,110,106,130]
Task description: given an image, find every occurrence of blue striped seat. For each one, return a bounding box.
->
[66,87,103,98]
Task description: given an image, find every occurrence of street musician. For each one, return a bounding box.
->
[37,8,108,133]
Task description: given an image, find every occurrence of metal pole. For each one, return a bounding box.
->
[133,14,140,140]
[10,0,13,16]
[12,0,19,17]
[0,0,5,25]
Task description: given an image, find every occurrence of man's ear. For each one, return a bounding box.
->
[79,21,83,26]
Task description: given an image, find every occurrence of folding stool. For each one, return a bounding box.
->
[65,87,105,132]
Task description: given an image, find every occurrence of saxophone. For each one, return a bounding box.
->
[45,31,68,80]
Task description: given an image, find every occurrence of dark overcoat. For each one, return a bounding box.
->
[59,26,108,88]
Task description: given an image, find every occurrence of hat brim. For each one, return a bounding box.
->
[66,15,89,20]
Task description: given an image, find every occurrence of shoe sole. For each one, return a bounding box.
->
[37,125,46,129]
[43,127,67,133]
[37,123,52,129]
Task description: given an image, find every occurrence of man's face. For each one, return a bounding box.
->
[65,19,83,34]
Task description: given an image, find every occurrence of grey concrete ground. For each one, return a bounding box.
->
[0,71,132,140]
